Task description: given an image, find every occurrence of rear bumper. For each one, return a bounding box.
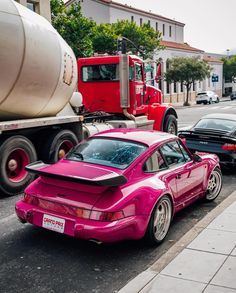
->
[15,201,148,243]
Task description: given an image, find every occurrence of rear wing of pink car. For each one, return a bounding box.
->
[25,161,127,187]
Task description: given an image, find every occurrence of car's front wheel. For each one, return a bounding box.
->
[205,167,222,201]
[145,196,172,245]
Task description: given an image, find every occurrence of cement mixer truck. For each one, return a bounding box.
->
[0,0,177,196]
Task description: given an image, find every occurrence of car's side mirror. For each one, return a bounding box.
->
[192,153,202,162]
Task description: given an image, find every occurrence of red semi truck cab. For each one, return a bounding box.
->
[77,54,178,134]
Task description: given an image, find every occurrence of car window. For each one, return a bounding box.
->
[66,137,147,169]
[178,141,191,162]
[160,140,186,167]
[194,118,236,132]
[144,150,167,172]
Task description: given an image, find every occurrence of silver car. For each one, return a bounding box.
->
[196,91,220,105]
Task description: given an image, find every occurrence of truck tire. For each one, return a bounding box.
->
[41,130,79,163]
[163,115,177,135]
[0,136,37,196]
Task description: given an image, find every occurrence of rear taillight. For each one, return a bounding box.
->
[23,194,125,222]
[23,194,39,205]
[221,144,236,151]
[90,210,125,221]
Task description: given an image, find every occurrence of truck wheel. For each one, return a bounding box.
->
[41,130,78,163]
[0,136,37,196]
[163,115,177,135]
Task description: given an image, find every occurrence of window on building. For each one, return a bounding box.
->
[193,82,195,91]
[173,81,177,93]
[180,81,184,92]
[131,15,134,22]
[166,81,170,94]
[147,20,151,27]
[169,26,172,37]
[156,22,158,31]
[27,1,36,11]
[140,18,143,26]
[162,24,165,36]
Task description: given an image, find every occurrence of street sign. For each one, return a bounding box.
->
[212,74,219,83]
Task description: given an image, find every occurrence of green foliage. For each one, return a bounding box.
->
[50,1,162,59]
[92,20,162,59]
[165,57,211,105]
[50,0,95,58]
[222,56,236,82]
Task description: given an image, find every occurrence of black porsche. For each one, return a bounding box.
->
[178,113,236,167]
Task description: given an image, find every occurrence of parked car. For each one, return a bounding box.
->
[230,91,236,100]
[16,129,222,245]
[178,113,236,167]
[196,91,220,104]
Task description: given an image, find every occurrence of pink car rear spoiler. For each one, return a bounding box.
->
[25,161,127,187]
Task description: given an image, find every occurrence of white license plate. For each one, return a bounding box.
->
[42,214,65,233]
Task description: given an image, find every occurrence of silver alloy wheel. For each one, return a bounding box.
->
[153,198,172,241]
[206,169,222,201]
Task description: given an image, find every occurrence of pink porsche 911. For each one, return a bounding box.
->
[15,129,222,245]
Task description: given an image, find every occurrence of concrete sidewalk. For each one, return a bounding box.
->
[119,191,236,293]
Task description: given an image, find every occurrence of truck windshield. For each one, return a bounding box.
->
[82,64,119,81]
[81,64,134,82]
[66,137,147,169]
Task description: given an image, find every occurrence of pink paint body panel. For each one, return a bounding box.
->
[15,129,221,243]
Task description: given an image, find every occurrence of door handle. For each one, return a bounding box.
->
[176,174,181,179]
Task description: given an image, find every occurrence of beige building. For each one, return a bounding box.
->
[15,0,51,21]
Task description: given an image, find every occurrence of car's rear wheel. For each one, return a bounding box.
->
[205,167,222,201]
[145,196,172,245]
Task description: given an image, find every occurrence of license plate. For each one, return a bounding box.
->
[42,214,65,233]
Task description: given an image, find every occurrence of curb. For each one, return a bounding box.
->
[118,190,236,293]
[171,98,230,109]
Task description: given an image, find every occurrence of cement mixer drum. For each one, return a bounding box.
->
[0,0,77,120]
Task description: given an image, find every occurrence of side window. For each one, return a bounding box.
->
[178,140,191,162]
[160,140,186,167]
[135,63,142,81]
[144,150,167,172]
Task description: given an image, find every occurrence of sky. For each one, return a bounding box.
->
[115,0,235,55]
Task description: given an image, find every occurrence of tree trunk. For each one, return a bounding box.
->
[184,84,191,106]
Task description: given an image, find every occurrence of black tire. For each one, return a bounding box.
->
[205,167,222,202]
[216,97,219,103]
[163,115,178,135]
[145,196,172,245]
[0,136,37,196]
[40,130,78,163]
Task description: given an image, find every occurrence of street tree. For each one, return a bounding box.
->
[165,57,211,106]
[50,0,95,58]
[222,56,236,82]
[92,20,162,59]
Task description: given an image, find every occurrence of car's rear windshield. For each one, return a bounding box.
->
[194,118,236,132]
[66,137,148,169]
[197,92,207,95]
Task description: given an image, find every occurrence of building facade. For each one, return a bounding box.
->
[67,0,223,103]
[15,0,51,22]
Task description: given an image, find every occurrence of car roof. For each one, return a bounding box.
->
[200,113,236,121]
[92,129,176,146]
